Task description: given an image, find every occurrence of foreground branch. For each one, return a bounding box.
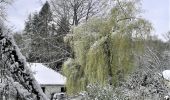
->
[0,28,48,100]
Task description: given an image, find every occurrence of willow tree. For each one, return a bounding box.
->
[63,0,152,94]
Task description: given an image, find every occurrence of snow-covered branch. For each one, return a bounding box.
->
[0,28,48,100]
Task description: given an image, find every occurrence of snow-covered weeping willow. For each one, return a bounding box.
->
[63,0,152,95]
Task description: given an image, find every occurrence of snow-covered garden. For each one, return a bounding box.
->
[0,0,170,100]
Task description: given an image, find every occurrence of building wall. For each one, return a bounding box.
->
[42,85,65,99]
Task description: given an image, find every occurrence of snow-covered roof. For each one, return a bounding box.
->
[163,70,170,81]
[28,63,66,85]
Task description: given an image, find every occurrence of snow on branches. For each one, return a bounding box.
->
[0,28,48,100]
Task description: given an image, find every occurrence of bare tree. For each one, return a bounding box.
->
[50,0,108,26]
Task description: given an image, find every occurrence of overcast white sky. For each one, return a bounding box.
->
[6,0,169,40]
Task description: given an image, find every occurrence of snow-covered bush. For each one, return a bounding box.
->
[81,83,128,100]
[80,47,170,100]
[81,69,169,100]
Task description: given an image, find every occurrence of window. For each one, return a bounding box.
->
[61,87,66,92]
[41,87,45,93]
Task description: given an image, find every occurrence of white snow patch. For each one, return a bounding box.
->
[90,36,107,50]
[164,95,169,99]
[163,70,170,81]
[28,63,66,85]
[64,58,74,67]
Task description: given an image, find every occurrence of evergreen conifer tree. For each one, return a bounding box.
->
[21,1,71,70]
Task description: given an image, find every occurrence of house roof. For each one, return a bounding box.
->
[163,70,170,81]
[28,63,66,85]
